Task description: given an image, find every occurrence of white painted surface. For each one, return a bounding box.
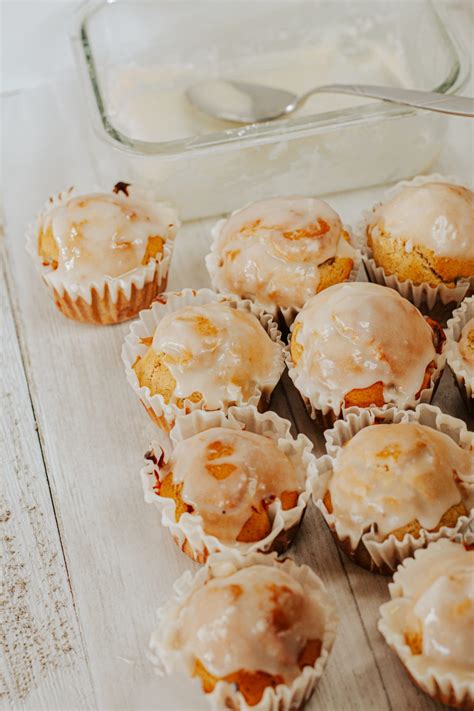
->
[1,1,473,710]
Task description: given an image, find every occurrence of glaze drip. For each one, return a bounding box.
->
[165,427,302,541]
[210,197,355,309]
[40,192,177,284]
[171,565,326,680]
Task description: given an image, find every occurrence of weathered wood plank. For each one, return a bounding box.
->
[3,69,474,711]
[2,112,391,708]
[1,245,96,710]
[281,367,471,711]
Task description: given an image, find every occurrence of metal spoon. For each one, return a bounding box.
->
[186,79,474,123]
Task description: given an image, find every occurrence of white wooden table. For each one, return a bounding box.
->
[2,2,473,710]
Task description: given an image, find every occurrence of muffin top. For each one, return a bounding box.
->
[458,317,474,376]
[208,197,356,310]
[170,564,326,682]
[158,427,302,542]
[326,422,472,542]
[134,302,284,408]
[368,183,474,260]
[38,190,177,284]
[392,541,474,678]
[290,282,438,413]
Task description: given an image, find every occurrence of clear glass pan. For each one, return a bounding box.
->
[73,0,469,219]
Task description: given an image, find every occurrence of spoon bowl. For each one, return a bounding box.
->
[186,79,297,123]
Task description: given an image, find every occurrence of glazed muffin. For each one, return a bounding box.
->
[447,297,474,411]
[379,540,474,708]
[365,181,474,287]
[123,289,285,431]
[287,282,445,427]
[28,183,178,324]
[458,318,474,370]
[151,553,338,710]
[313,413,473,573]
[207,196,358,325]
[142,407,314,561]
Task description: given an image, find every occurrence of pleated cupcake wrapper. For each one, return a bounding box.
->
[283,316,446,428]
[446,296,474,409]
[358,174,473,315]
[122,288,286,432]
[378,540,474,708]
[206,213,363,328]
[310,404,474,573]
[149,551,338,711]
[25,186,178,323]
[140,405,315,563]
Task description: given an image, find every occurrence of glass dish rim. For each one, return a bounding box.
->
[72,0,470,158]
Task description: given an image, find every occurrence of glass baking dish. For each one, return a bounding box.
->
[72,0,469,220]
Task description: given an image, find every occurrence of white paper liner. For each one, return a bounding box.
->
[141,406,315,562]
[357,174,473,312]
[284,312,446,426]
[310,404,474,573]
[378,540,474,708]
[25,185,178,310]
[446,296,474,408]
[122,288,285,431]
[206,208,362,327]
[149,551,338,711]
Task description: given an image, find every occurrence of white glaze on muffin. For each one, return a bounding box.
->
[135,302,284,408]
[289,282,438,414]
[39,191,177,285]
[169,565,326,681]
[326,422,473,543]
[457,317,474,376]
[208,197,356,310]
[369,183,474,260]
[382,541,474,684]
[159,427,302,541]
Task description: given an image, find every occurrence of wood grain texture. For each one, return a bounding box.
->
[282,372,459,711]
[2,18,474,708]
[1,246,95,711]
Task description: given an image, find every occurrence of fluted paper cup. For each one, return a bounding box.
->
[149,551,338,711]
[26,184,178,325]
[141,405,315,563]
[310,404,473,573]
[358,174,472,321]
[446,296,474,413]
[122,288,285,432]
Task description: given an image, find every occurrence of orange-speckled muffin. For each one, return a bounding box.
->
[458,318,474,371]
[287,282,445,428]
[142,407,314,561]
[366,182,474,287]
[28,183,178,324]
[123,289,285,431]
[150,554,338,710]
[447,296,474,412]
[379,540,474,708]
[207,196,358,325]
[313,416,473,573]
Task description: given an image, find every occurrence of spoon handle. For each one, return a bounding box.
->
[304,84,474,117]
